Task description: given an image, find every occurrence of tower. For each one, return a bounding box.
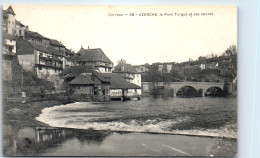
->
[2,6,16,35]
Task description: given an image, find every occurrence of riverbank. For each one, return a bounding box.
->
[2,100,64,127]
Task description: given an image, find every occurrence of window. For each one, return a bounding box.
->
[8,46,13,52]
[91,75,95,81]
[38,66,42,70]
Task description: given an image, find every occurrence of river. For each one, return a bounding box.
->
[36,97,237,138]
[3,96,237,156]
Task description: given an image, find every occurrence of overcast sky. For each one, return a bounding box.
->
[3,5,237,65]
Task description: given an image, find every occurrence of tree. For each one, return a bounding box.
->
[142,64,161,82]
[198,56,206,61]
[224,45,237,56]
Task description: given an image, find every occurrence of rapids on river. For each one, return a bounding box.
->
[36,97,237,138]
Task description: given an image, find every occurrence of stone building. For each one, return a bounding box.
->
[15,20,27,37]
[68,47,113,73]
[60,66,111,101]
[133,65,149,73]
[59,65,101,89]
[2,5,75,89]
[25,31,50,45]
[3,6,28,38]
[60,66,141,101]
[113,62,141,87]
[2,32,16,55]
[16,39,65,87]
[68,73,110,96]
[49,39,66,68]
[156,62,174,73]
[2,24,16,82]
[2,6,16,35]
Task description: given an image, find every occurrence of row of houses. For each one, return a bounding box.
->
[151,55,237,77]
[2,6,73,83]
[2,6,142,101]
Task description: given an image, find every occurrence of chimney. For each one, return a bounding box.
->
[25,26,29,32]
[88,46,89,49]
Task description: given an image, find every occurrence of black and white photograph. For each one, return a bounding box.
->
[2,5,237,157]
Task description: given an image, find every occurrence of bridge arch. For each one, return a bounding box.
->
[205,86,225,97]
[176,85,197,97]
[141,82,226,97]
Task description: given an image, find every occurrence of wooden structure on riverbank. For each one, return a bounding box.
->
[101,73,141,101]
[60,66,141,102]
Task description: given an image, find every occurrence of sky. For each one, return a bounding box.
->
[3,5,237,65]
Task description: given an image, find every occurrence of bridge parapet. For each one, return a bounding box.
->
[142,82,225,95]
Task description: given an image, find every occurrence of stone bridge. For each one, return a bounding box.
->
[142,82,225,96]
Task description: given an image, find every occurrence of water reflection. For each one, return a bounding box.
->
[3,124,237,156]
[3,125,111,156]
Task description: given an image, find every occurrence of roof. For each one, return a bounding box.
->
[16,20,25,27]
[101,73,141,89]
[91,70,110,83]
[60,66,94,76]
[28,41,63,56]
[50,39,65,47]
[3,6,15,15]
[26,31,49,40]
[61,66,110,83]
[114,62,139,73]
[206,61,218,65]
[65,48,74,55]
[70,48,113,63]
[65,73,78,78]
[68,74,101,85]
[17,39,34,55]
[16,39,63,56]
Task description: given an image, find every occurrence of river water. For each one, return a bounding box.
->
[36,97,237,138]
[3,97,237,156]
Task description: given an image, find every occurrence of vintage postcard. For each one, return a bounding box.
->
[2,5,237,156]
